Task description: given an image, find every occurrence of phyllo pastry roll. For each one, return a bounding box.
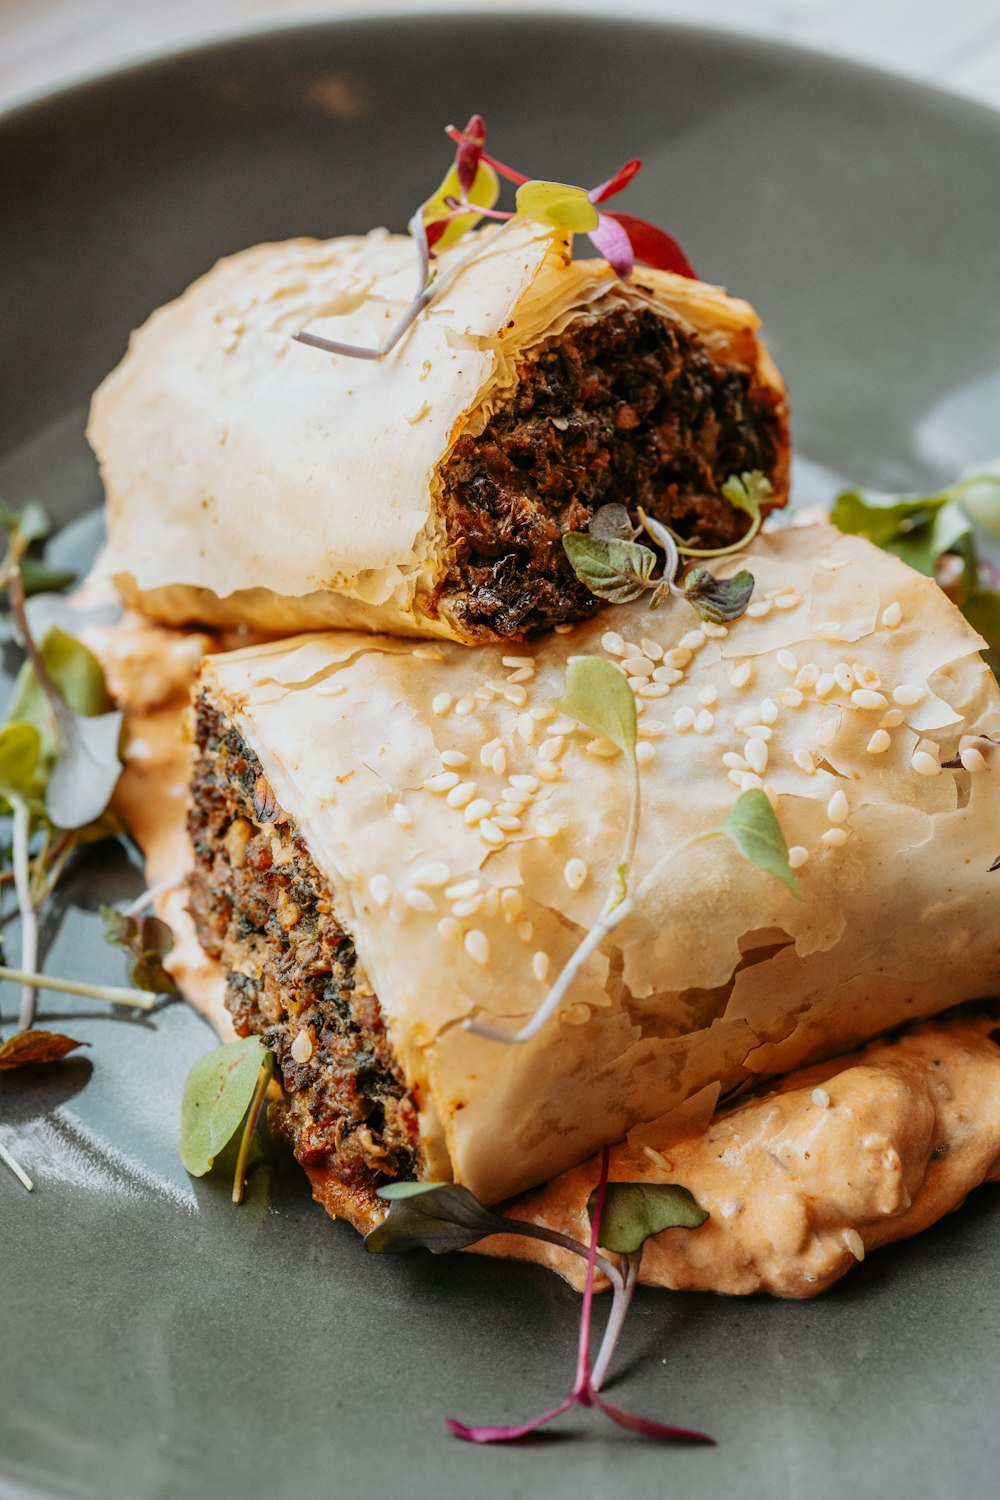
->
[187,523,1000,1231]
[91,219,788,644]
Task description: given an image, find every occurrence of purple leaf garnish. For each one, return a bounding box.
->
[602,211,696,279]
[589,213,635,279]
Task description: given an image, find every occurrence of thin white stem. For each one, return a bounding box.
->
[0,965,155,1010]
[124,880,173,918]
[13,801,39,1032]
[591,1251,641,1391]
[0,1140,33,1192]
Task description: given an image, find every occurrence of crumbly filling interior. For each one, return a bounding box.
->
[435,305,784,640]
[187,694,421,1229]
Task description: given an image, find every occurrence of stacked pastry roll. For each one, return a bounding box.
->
[90,220,1000,1248]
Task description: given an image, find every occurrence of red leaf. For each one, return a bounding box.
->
[589,157,642,204]
[592,1392,715,1444]
[446,1394,577,1444]
[424,217,450,251]
[456,113,487,196]
[0,1029,88,1070]
[604,211,696,279]
[589,213,635,279]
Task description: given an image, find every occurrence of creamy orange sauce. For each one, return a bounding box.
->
[486,1014,1000,1297]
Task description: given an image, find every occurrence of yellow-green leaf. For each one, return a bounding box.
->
[553,657,637,761]
[421,160,499,250]
[515,180,599,234]
[701,789,801,898]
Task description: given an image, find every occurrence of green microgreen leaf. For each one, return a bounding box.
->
[588,504,636,543]
[365,1181,509,1254]
[721,469,771,525]
[7,626,112,755]
[553,656,637,761]
[101,905,178,993]
[957,465,1000,537]
[700,788,801,898]
[515,179,599,234]
[45,708,124,831]
[683,566,755,623]
[0,500,51,547]
[421,160,499,249]
[562,532,657,603]
[180,1037,272,1178]
[585,1181,709,1254]
[0,722,45,813]
[19,561,77,596]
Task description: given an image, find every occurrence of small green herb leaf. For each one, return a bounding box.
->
[101,905,178,993]
[180,1037,271,1177]
[563,532,656,603]
[701,788,801,898]
[0,501,51,547]
[721,470,771,526]
[586,1181,709,1254]
[683,567,755,623]
[364,1181,508,1254]
[553,656,637,761]
[515,180,599,234]
[0,722,45,812]
[19,562,77,596]
[7,626,111,756]
[0,1029,87,1070]
[957,465,1000,538]
[588,504,636,543]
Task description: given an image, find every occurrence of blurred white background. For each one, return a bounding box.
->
[2,0,999,111]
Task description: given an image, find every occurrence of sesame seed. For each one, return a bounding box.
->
[834,663,854,693]
[788,845,809,869]
[636,681,671,700]
[291,1030,314,1064]
[866,730,891,754]
[505,665,535,684]
[530,702,556,723]
[504,684,528,708]
[411,862,450,888]
[536,814,562,838]
[852,688,888,710]
[623,641,642,657]
[893,683,927,707]
[816,621,843,641]
[601,631,626,657]
[827,789,849,823]
[554,622,574,634]
[746,600,772,619]
[817,717,839,746]
[500,790,528,808]
[549,716,578,736]
[405,889,437,914]
[665,648,693,669]
[822,827,849,847]
[776,649,798,673]
[413,646,444,661]
[479,819,505,847]
[564,858,588,891]
[464,798,492,825]
[441,750,469,769]
[517,919,534,943]
[640,637,664,662]
[794,664,819,690]
[636,742,656,766]
[623,655,655,678]
[730,661,754,689]
[701,621,728,639]
[445,879,480,900]
[369,875,392,907]
[881,601,902,628]
[774,592,801,611]
[475,687,496,703]
[723,752,750,771]
[911,750,941,777]
[532,951,551,982]
[516,713,537,745]
[880,709,904,728]
[727,768,747,787]
[793,749,816,775]
[698,685,719,706]
[815,672,836,699]
[488,747,505,777]
[493,814,522,833]
[480,738,501,765]
[509,774,539,792]
[432,693,453,716]
[538,735,565,762]
[451,894,482,918]
[393,803,414,828]
[502,655,534,669]
[679,629,706,650]
[960,747,988,772]
[536,761,561,782]
[745,724,773,741]
[843,1229,865,1262]
[483,887,500,918]
[776,687,804,708]
[455,696,476,716]
[694,709,715,735]
[653,665,683,685]
[854,664,881,690]
[673,707,696,732]
[464,930,490,966]
[448,781,478,809]
[818,558,842,571]
[501,889,522,923]
[424,771,460,793]
[758,698,779,724]
[438,916,462,942]
[740,772,764,792]
[811,1086,830,1108]
[745,739,769,774]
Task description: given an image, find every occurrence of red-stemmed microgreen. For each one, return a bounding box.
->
[293,116,695,362]
[180,1035,274,1204]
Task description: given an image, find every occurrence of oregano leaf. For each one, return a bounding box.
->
[562,532,656,603]
[721,470,771,525]
[553,656,637,761]
[683,567,755,623]
[586,1181,708,1253]
[364,1181,509,1254]
[588,504,636,543]
[700,788,801,898]
[180,1036,271,1177]
[515,180,599,234]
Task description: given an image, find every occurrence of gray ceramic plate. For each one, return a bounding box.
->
[2,13,1000,1500]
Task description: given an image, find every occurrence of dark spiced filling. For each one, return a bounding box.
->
[187,693,420,1231]
[435,305,786,640]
